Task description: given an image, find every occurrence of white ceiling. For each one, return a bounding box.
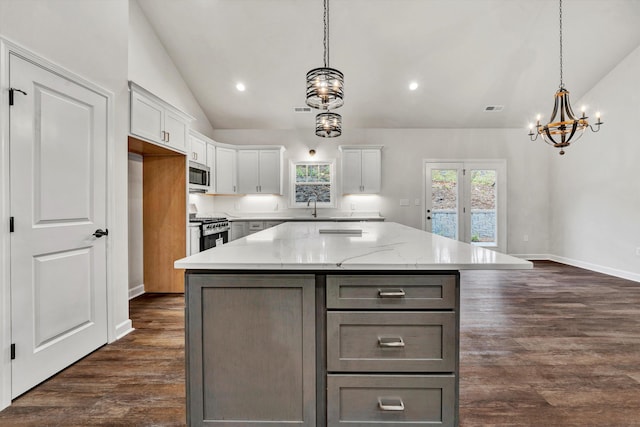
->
[137,0,640,131]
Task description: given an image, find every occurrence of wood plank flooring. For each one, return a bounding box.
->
[0,261,639,426]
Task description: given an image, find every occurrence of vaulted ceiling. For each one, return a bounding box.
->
[137,0,640,131]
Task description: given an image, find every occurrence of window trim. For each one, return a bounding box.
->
[289,159,336,208]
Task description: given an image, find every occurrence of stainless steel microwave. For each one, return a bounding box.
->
[189,161,210,192]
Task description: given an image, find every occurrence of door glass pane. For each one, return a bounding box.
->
[470,169,497,245]
[431,169,458,239]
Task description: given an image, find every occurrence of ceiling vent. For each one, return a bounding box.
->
[294,107,312,113]
[484,105,504,112]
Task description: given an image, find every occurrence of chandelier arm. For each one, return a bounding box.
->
[566,120,579,142]
[588,123,603,133]
[543,127,558,146]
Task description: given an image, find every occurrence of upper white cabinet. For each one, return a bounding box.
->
[129,82,193,153]
[215,146,237,194]
[339,146,382,194]
[206,143,216,194]
[237,148,284,194]
[188,131,207,164]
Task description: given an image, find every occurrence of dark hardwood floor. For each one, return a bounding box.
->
[0,261,639,426]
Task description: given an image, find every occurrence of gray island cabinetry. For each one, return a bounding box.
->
[176,222,532,427]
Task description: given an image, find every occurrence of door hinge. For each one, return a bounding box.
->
[463,169,466,176]
[10,216,14,232]
[9,88,27,106]
[10,343,15,360]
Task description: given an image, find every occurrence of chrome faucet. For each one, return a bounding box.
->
[307,195,318,218]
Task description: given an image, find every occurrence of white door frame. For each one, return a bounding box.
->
[0,37,117,410]
[422,158,507,252]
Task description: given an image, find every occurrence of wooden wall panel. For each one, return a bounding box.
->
[137,138,186,293]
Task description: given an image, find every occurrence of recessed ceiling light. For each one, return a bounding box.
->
[236,82,246,92]
[409,82,419,91]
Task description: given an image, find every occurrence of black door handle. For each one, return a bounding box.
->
[427,217,431,220]
[93,229,109,238]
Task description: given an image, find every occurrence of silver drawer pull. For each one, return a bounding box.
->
[378,288,405,298]
[378,336,405,348]
[378,397,405,411]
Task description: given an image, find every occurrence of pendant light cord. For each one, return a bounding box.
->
[559,0,564,88]
[324,0,329,68]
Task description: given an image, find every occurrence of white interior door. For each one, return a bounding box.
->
[9,53,108,398]
[425,160,507,253]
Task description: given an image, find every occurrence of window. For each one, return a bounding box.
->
[290,160,336,208]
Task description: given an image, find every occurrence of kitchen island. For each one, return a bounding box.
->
[175,222,532,427]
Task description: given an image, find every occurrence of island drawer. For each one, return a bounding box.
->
[327,311,456,372]
[326,275,456,309]
[327,374,456,427]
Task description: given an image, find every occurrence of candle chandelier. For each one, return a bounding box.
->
[528,0,603,155]
[306,0,343,138]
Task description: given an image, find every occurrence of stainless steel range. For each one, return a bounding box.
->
[189,215,229,252]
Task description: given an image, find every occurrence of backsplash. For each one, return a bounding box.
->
[189,193,383,217]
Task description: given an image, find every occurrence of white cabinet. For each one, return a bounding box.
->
[129,82,193,153]
[339,146,382,194]
[206,143,216,194]
[237,149,283,194]
[188,225,201,256]
[215,147,237,194]
[188,132,207,164]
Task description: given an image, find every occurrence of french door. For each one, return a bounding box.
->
[424,160,507,253]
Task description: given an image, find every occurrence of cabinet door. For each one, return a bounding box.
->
[130,90,164,144]
[237,150,260,194]
[206,143,216,194]
[189,227,201,256]
[361,149,381,193]
[186,274,316,426]
[341,149,363,194]
[164,110,188,153]
[216,147,237,194]
[189,134,207,164]
[258,150,281,194]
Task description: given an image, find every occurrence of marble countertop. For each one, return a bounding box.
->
[175,221,532,271]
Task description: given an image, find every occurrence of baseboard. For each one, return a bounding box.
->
[114,319,134,340]
[548,255,640,283]
[509,253,552,261]
[128,283,144,300]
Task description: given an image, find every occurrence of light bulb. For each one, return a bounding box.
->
[595,111,601,119]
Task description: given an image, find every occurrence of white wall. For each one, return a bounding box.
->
[0,0,130,410]
[127,154,144,298]
[127,0,218,298]
[128,0,214,137]
[549,45,640,280]
[209,127,551,255]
